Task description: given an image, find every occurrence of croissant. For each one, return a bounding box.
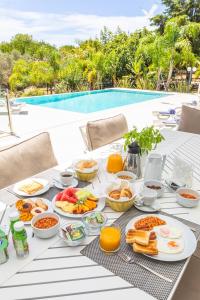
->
[120,188,132,199]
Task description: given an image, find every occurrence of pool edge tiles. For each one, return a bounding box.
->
[17,89,171,114]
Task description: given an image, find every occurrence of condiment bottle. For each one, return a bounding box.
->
[0,238,9,264]
[9,211,20,235]
[9,211,20,246]
[13,221,29,258]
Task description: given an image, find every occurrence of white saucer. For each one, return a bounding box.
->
[134,201,161,212]
[54,178,78,189]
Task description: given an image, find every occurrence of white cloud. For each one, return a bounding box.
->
[0,5,158,46]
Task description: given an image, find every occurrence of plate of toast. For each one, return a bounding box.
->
[13,178,50,197]
[125,214,197,261]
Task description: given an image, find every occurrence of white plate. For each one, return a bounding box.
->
[125,214,197,262]
[52,195,105,219]
[14,198,53,225]
[54,178,78,190]
[134,201,161,213]
[13,178,50,197]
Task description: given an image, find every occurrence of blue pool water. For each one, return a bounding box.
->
[18,89,168,113]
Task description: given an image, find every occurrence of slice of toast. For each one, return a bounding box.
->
[126,229,150,246]
[133,240,158,256]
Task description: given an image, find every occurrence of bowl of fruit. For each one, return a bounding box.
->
[52,187,105,218]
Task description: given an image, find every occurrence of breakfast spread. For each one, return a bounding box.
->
[55,187,98,214]
[19,180,44,195]
[15,198,49,222]
[34,217,58,229]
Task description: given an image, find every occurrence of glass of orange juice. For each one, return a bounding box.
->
[107,153,123,173]
[106,143,124,174]
[99,225,121,253]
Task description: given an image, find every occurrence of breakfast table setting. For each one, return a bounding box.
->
[1,129,200,300]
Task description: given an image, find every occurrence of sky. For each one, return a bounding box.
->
[0,0,163,46]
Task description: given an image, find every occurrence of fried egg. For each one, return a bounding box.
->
[157,239,184,254]
[156,225,182,239]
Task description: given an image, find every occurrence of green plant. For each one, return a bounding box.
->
[123,126,165,155]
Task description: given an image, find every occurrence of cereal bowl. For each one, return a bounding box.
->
[31,212,60,239]
[116,171,137,183]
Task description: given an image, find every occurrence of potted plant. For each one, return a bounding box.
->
[123,126,165,154]
[123,126,165,177]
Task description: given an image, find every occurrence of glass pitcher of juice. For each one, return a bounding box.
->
[106,144,123,173]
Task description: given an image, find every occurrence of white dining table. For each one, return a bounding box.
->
[0,129,200,300]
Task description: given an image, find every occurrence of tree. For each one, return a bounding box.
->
[0,51,21,87]
[9,59,30,91]
[29,61,54,87]
[151,0,200,33]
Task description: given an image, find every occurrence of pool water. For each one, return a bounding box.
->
[18,89,168,113]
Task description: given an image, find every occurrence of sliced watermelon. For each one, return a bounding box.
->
[56,191,63,201]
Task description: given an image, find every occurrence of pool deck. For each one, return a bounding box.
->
[0,88,199,164]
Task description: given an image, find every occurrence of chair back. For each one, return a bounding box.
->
[0,132,57,189]
[178,105,200,134]
[81,114,128,151]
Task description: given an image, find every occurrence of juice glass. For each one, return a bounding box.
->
[107,153,123,173]
[106,143,123,174]
[99,225,121,253]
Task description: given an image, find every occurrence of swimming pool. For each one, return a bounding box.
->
[18,89,169,113]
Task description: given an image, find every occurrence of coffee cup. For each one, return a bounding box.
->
[59,171,74,186]
[135,190,157,207]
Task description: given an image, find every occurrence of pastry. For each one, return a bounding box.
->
[19,212,33,222]
[16,199,25,211]
[36,198,48,210]
[120,188,132,199]
[109,190,121,200]
[21,202,32,212]
[31,207,45,216]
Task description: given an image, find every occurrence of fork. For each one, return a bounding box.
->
[118,252,172,283]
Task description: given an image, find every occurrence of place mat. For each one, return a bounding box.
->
[81,208,200,300]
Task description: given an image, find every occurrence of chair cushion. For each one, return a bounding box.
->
[86,114,128,150]
[0,132,57,189]
[178,105,200,134]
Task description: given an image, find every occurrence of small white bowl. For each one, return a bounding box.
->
[116,171,136,183]
[31,212,60,239]
[143,180,164,198]
[176,188,200,208]
[60,221,86,246]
